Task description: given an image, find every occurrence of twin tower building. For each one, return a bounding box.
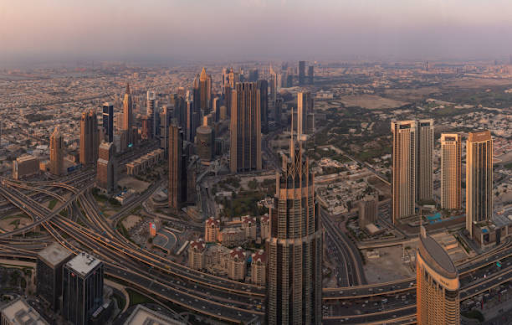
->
[392,120,493,237]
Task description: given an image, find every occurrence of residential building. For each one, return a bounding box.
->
[441,134,462,210]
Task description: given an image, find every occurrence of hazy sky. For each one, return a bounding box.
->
[1,0,512,65]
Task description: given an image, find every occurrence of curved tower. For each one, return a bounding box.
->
[416,228,460,325]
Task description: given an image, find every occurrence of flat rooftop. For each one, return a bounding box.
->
[66,253,102,276]
[124,305,185,325]
[420,234,457,275]
[38,242,73,267]
[0,298,49,325]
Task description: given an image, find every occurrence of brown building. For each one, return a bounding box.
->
[205,217,220,242]
[49,127,64,176]
[227,247,246,281]
[466,130,493,237]
[391,120,417,224]
[168,124,185,211]
[188,239,206,271]
[416,227,460,325]
[96,142,117,193]
[417,119,434,202]
[441,134,462,210]
[251,249,266,286]
[230,82,262,173]
[79,110,99,165]
[358,198,378,229]
[13,155,40,180]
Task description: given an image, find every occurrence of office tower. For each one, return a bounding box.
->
[391,120,417,224]
[49,127,63,176]
[258,79,269,134]
[286,73,294,88]
[79,110,99,165]
[141,115,152,140]
[147,91,156,137]
[193,67,212,112]
[274,98,282,127]
[269,65,278,103]
[36,243,73,311]
[441,134,462,210]
[122,83,133,145]
[297,92,313,139]
[358,198,378,229]
[266,133,322,325]
[13,155,39,180]
[417,119,434,202]
[169,124,185,210]
[196,121,214,163]
[466,130,493,237]
[230,82,262,173]
[102,102,114,143]
[308,65,314,85]
[248,69,259,82]
[96,142,117,193]
[298,60,306,85]
[62,253,104,325]
[416,227,460,325]
[159,106,171,154]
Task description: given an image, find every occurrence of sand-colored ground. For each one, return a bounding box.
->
[118,176,150,193]
[363,246,415,284]
[0,215,32,232]
[340,94,408,110]
[122,215,142,230]
[383,87,440,102]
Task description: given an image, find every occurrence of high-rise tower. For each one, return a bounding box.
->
[297,92,314,140]
[49,127,64,176]
[230,82,262,173]
[298,60,306,85]
[441,134,462,210]
[102,102,114,143]
[466,130,493,237]
[266,120,322,325]
[147,90,156,138]
[193,68,212,113]
[416,227,460,325]
[122,83,133,145]
[417,119,434,202]
[269,65,278,104]
[96,142,117,193]
[169,124,186,210]
[258,79,269,134]
[391,120,417,224]
[79,110,99,165]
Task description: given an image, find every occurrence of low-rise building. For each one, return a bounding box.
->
[251,250,266,286]
[0,298,49,325]
[123,305,185,325]
[219,227,246,246]
[228,247,246,281]
[188,239,206,270]
[125,148,164,176]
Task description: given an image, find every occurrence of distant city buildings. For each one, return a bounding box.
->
[298,60,306,85]
[466,130,493,237]
[230,82,262,173]
[441,133,462,210]
[416,227,460,325]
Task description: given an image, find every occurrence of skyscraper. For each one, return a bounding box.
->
[230,82,262,173]
[297,92,313,139]
[258,79,269,134]
[416,227,460,325]
[96,142,117,193]
[307,65,314,85]
[267,131,322,325]
[441,134,462,210]
[196,121,214,163]
[102,102,114,143]
[269,65,278,104]
[122,83,133,145]
[36,243,73,311]
[62,253,104,325]
[193,67,212,113]
[147,90,156,138]
[49,127,63,176]
[169,124,185,210]
[466,130,493,237]
[274,98,282,127]
[391,120,417,224]
[298,60,306,85]
[79,110,99,165]
[417,119,434,202]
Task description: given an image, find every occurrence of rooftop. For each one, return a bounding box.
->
[0,298,49,325]
[123,305,185,325]
[419,231,457,278]
[468,130,491,142]
[37,242,73,267]
[66,253,102,276]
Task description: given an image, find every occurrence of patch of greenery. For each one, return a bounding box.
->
[462,310,484,322]
[127,289,154,306]
[48,199,58,210]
